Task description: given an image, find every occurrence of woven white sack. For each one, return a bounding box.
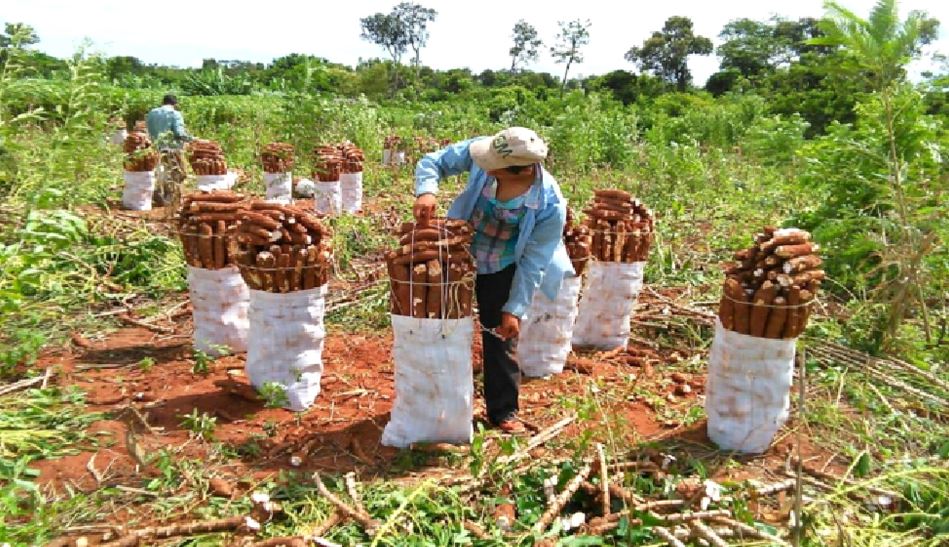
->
[340,172,363,213]
[110,129,128,146]
[295,178,316,198]
[383,150,405,166]
[263,172,292,202]
[381,315,474,447]
[187,266,249,356]
[518,275,583,377]
[122,171,156,211]
[572,261,645,349]
[313,180,341,215]
[246,286,327,411]
[705,319,796,454]
[196,172,237,192]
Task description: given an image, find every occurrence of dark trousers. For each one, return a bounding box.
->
[475,264,520,424]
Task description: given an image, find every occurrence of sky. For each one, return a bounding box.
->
[4,0,948,84]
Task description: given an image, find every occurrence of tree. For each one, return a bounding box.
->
[550,19,591,96]
[587,70,665,105]
[625,16,713,91]
[716,17,828,80]
[510,20,543,71]
[360,3,436,92]
[360,12,409,66]
[0,23,38,49]
[717,19,780,78]
[808,0,941,347]
[811,0,938,89]
[392,2,437,70]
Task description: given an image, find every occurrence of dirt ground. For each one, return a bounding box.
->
[32,289,835,510]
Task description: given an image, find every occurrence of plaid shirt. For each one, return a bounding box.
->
[470,181,528,274]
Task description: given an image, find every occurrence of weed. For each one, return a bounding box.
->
[191,349,212,375]
[137,356,155,372]
[259,381,290,409]
[178,408,217,440]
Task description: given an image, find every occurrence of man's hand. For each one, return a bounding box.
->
[495,312,520,340]
[413,193,437,224]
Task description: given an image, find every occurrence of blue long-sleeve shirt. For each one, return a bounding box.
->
[415,138,574,319]
[146,105,191,148]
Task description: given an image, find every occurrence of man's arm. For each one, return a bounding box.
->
[171,110,192,141]
[414,138,477,196]
[502,201,568,319]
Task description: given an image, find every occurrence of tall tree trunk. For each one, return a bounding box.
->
[511,56,516,72]
[560,59,573,97]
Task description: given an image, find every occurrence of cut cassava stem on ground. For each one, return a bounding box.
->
[312,473,379,535]
[533,461,593,533]
[100,515,250,547]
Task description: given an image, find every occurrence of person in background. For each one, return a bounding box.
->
[413,127,572,433]
[146,94,192,205]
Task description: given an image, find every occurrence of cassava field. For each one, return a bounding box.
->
[0,2,947,546]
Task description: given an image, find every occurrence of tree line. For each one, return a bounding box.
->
[0,2,943,136]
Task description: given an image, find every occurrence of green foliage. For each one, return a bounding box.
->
[0,388,100,538]
[192,350,212,375]
[550,19,591,94]
[812,0,940,89]
[259,381,290,409]
[509,20,543,71]
[178,408,217,440]
[626,16,714,91]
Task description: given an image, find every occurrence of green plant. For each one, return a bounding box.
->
[192,349,212,375]
[262,420,279,438]
[178,408,216,440]
[259,382,290,409]
[137,356,155,372]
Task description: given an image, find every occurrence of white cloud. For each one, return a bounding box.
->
[5,0,947,84]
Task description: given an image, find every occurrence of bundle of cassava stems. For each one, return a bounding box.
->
[232,202,333,292]
[261,142,295,174]
[123,132,158,172]
[718,227,823,338]
[178,191,246,270]
[584,189,655,262]
[313,142,366,181]
[188,139,228,176]
[338,141,365,173]
[563,207,593,275]
[386,219,475,319]
[312,145,342,182]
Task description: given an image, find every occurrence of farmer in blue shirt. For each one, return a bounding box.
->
[146,94,191,147]
[414,127,572,433]
[146,94,192,205]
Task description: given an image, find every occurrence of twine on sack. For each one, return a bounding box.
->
[402,218,474,337]
[589,227,653,237]
[237,263,330,273]
[721,292,820,309]
[175,229,231,240]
